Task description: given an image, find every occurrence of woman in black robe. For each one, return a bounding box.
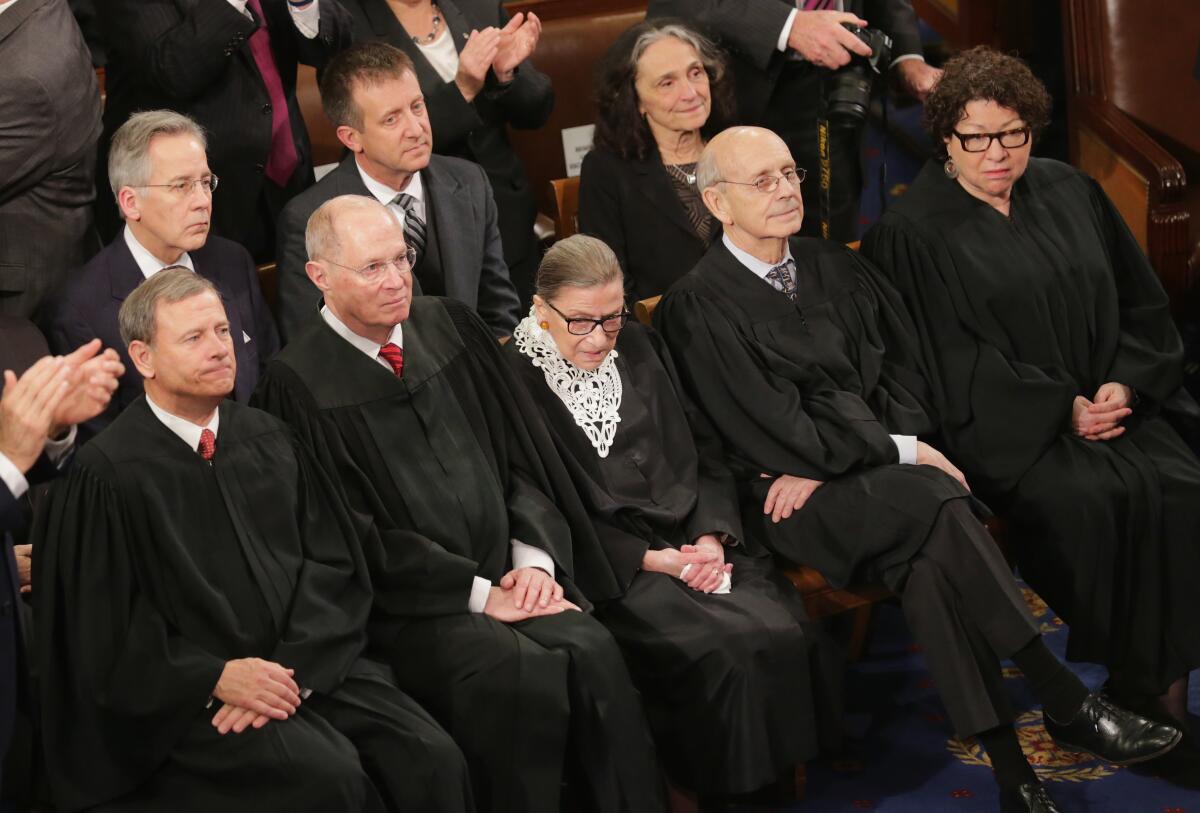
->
[862,46,1200,733]
[501,234,838,799]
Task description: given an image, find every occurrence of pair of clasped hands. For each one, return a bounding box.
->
[1072,381,1134,442]
[455,11,541,102]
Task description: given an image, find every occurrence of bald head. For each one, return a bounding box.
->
[304,194,413,343]
[698,126,804,256]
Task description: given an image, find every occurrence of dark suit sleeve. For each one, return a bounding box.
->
[0,75,56,205]
[482,64,553,130]
[471,166,522,334]
[275,196,322,342]
[865,0,922,58]
[105,0,258,103]
[646,0,792,71]
[425,80,488,153]
[285,0,354,68]
[237,247,281,363]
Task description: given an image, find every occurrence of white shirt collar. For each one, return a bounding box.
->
[0,1,17,16]
[146,395,220,455]
[722,232,793,281]
[355,159,425,209]
[124,226,196,279]
[321,304,403,360]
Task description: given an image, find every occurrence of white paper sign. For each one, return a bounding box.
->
[561,124,596,178]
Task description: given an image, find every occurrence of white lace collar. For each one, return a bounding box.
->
[513,309,622,458]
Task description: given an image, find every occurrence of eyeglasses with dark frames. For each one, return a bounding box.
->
[135,175,220,196]
[950,126,1031,153]
[323,246,418,283]
[718,167,806,194]
[545,300,630,336]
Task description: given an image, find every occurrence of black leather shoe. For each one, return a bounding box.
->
[999,782,1062,812]
[1045,692,1182,765]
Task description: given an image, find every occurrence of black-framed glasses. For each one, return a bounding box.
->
[950,126,1031,153]
[135,175,220,196]
[545,300,629,336]
[718,167,806,194]
[324,246,418,283]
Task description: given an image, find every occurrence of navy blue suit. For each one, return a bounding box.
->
[44,235,280,443]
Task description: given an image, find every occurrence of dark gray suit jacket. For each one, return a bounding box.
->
[275,153,521,341]
[0,0,102,319]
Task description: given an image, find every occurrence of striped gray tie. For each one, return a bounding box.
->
[394,193,426,263]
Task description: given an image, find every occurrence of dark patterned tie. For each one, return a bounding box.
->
[197,428,216,461]
[765,259,799,302]
[802,0,834,9]
[378,342,405,377]
[394,194,426,264]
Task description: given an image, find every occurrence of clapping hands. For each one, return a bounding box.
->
[455,12,541,102]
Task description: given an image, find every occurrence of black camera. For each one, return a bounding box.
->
[826,25,892,125]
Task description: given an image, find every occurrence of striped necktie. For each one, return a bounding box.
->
[394,193,426,265]
[765,259,799,302]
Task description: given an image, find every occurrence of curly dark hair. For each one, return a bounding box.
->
[592,18,735,162]
[924,46,1052,158]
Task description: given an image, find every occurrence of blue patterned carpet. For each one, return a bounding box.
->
[765,591,1200,812]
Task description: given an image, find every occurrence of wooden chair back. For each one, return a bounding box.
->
[550,176,581,239]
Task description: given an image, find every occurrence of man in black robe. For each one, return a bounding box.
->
[653,126,1181,813]
[253,195,663,813]
[34,268,472,813]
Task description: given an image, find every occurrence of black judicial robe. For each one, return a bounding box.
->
[503,323,837,794]
[33,398,471,812]
[863,158,1200,693]
[253,297,663,813]
[655,237,980,591]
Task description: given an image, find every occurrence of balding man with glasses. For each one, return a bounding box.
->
[45,110,279,443]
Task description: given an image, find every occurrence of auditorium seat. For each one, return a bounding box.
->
[549,176,581,239]
[1062,0,1198,317]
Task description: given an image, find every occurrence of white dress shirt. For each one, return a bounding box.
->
[722,233,917,464]
[0,428,75,502]
[0,1,17,18]
[124,226,196,279]
[355,159,427,232]
[146,395,220,453]
[777,1,924,68]
[226,0,320,39]
[320,305,553,611]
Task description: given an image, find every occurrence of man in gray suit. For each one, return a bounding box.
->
[276,41,521,342]
[0,0,102,319]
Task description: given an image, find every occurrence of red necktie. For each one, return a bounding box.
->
[244,0,300,187]
[198,428,216,461]
[803,0,833,9]
[379,343,405,377]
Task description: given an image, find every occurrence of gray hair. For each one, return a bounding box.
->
[630,22,727,89]
[534,234,623,301]
[119,267,219,346]
[304,194,394,263]
[108,110,207,200]
[695,145,722,192]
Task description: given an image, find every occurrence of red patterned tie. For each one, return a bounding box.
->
[803,0,833,9]
[198,428,216,461]
[244,0,300,187]
[379,343,405,377]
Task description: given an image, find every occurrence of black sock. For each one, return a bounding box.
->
[977,725,1037,790]
[1011,637,1090,722]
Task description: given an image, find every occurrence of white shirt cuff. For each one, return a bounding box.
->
[511,539,555,579]
[468,576,491,614]
[0,452,28,501]
[227,0,250,16]
[777,8,798,52]
[44,425,76,467]
[890,434,918,465]
[289,0,319,39]
[889,53,926,69]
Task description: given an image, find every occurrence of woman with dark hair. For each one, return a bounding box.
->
[502,234,838,800]
[341,0,552,303]
[579,19,737,301]
[863,46,1200,746]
